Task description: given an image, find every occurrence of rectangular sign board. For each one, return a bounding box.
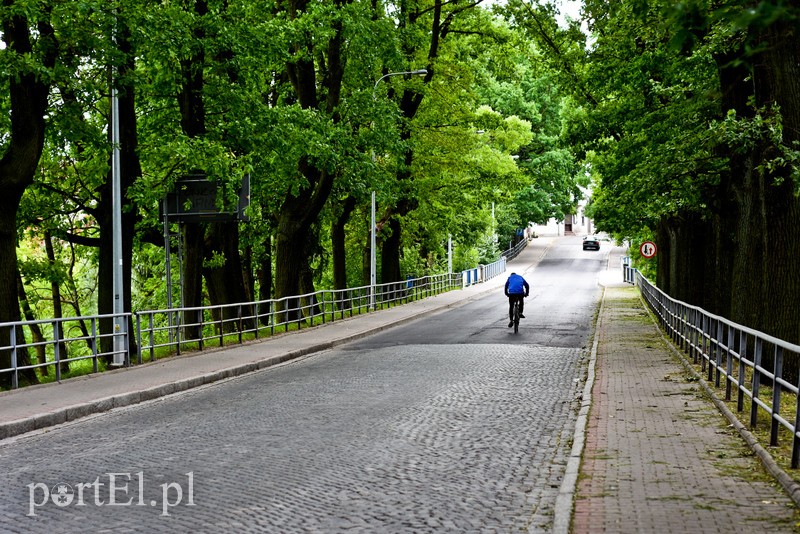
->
[162,174,250,223]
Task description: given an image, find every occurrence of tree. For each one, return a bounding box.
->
[377,0,493,283]
[563,0,800,354]
[270,0,354,318]
[0,2,58,386]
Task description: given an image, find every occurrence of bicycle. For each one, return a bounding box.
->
[512,298,521,334]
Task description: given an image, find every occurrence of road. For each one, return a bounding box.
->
[0,237,607,533]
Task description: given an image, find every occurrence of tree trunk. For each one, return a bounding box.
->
[274,175,332,322]
[275,211,308,323]
[274,169,333,320]
[711,45,754,322]
[242,244,254,303]
[332,196,357,291]
[0,13,55,387]
[752,17,800,383]
[661,213,709,306]
[15,268,44,380]
[272,0,346,313]
[362,224,372,287]
[298,229,321,319]
[755,17,800,347]
[655,218,671,292]
[381,216,403,284]
[175,0,209,342]
[182,223,206,340]
[203,222,253,332]
[44,231,69,374]
[381,195,418,283]
[257,234,272,326]
[729,152,766,333]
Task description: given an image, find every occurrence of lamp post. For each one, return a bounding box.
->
[110,19,125,366]
[370,69,427,309]
[111,89,124,366]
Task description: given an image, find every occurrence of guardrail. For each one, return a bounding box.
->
[0,314,131,389]
[462,256,507,287]
[0,250,517,389]
[622,256,636,284]
[136,273,462,362]
[502,238,528,262]
[629,267,800,468]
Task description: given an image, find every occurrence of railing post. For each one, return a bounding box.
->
[792,371,800,468]
[347,291,353,319]
[238,305,243,344]
[136,314,143,365]
[669,300,676,342]
[700,314,707,373]
[692,309,699,364]
[725,324,733,401]
[707,317,715,382]
[125,314,131,366]
[218,309,225,346]
[149,313,155,362]
[771,346,783,447]
[737,331,746,413]
[53,320,62,383]
[10,325,18,390]
[714,319,721,387]
[297,300,303,330]
[196,309,204,352]
[91,318,99,372]
[751,338,763,428]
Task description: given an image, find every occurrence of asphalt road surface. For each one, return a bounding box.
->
[0,237,607,533]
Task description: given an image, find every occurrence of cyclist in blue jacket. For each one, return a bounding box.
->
[504,272,530,328]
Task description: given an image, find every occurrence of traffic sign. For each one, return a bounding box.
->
[640,241,657,258]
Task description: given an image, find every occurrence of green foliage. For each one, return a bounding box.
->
[560,0,725,239]
[476,233,501,265]
[453,245,480,274]
[9,0,591,325]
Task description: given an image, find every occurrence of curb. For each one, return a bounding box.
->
[551,287,603,534]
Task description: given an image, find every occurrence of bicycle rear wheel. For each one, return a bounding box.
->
[513,301,520,334]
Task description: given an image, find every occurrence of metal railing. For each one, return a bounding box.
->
[502,238,529,262]
[0,314,131,389]
[462,257,507,287]
[622,256,636,284]
[135,273,463,362]
[0,251,515,389]
[630,268,800,468]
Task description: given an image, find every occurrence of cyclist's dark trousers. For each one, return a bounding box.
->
[508,294,524,320]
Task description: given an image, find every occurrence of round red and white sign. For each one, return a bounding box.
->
[640,241,657,258]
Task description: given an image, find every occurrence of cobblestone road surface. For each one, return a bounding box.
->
[1,343,584,533]
[0,238,602,533]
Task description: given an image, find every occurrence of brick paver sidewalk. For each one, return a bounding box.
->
[573,286,799,533]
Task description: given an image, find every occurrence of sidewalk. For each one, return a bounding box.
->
[571,250,800,533]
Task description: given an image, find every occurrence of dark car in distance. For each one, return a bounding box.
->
[582,235,601,251]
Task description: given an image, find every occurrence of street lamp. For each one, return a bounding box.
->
[111,88,124,366]
[370,68,428,309]
[110,22,125,366]
[373,69,428,95]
